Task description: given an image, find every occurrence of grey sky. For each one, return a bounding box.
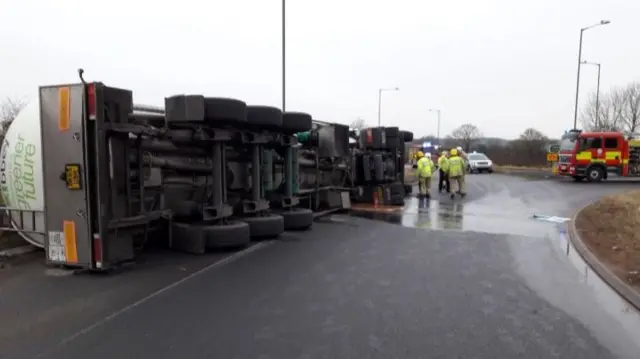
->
[1,0,638,139]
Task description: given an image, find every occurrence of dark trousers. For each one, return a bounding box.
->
[439,170,450,193]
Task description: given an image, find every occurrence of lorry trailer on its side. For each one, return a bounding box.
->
[0,70,414,272]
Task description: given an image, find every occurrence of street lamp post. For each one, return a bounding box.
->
[581,61,602,128]
[428,109,441,144]
[377,87,399,126]
[282,0,286,111]
[572,20,610,130]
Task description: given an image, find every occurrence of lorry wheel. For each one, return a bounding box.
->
[247,106,283,127]
[282,112,313,133]
[586,166,604,182]
[203,220,251,249]
[243,213,285,240]
[204,97,247,124]
[400,130,414,142]
[279,208,313,230]
[171,222,207,254]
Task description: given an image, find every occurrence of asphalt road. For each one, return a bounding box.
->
[1,174,640,359]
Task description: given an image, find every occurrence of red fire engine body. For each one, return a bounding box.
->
[555,129,640,182]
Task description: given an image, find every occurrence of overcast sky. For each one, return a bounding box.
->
[1,0,638,139]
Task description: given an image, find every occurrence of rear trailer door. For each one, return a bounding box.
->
[39,85,93,268]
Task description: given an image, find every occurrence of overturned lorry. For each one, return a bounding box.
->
[0,72,413,271]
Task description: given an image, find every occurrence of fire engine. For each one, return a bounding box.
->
[552,129,640,182]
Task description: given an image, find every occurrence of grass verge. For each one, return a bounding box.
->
[575,192,640,291]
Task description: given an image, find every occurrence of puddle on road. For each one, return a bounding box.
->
[350,196,558,238]
[350,195,640,355]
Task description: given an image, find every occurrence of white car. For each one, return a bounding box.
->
[467,152,494,173]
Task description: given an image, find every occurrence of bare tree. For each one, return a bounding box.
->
[515,128,549,160]
[0,97,27,135]
[350,117,367,131]
[620,82,640,132]
[580,91,622,131]
[519,128,547,141]
[449,124,482,152]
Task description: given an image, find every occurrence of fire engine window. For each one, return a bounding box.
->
[589,138,602,149]
[604,138,618,149]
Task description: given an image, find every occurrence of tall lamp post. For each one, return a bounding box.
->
[428,109,441,144]
[377,87,399,126]
[282,0,286,111]
[572,20,610,130]
[581,61,602,128]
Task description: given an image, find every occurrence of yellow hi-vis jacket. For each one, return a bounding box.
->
[438,155,449,172]
[417,157,434,178]
[448,155,465,177]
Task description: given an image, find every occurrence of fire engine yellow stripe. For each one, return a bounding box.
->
[591,159,606,163]
[576,151,592,161]
[605,151,621,160]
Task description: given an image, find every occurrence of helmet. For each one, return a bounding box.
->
[456,146,463,151]
[416,151,424,158]
[441,150,448,156]
[450,149,458,156]
[424,152,431,158]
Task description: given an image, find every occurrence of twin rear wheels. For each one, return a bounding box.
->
[171,208,314,252]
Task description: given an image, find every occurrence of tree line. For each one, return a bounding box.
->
[350,118,554,167]
[435,124,551,167]
[580,81,640,132]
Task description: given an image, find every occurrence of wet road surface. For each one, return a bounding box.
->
[2,174,640,358]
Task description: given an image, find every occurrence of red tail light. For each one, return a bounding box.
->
[92,233,103,268]
[87,83,96,120]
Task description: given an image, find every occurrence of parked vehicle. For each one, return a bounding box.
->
[552,129,640,182]
[466,152,494,173]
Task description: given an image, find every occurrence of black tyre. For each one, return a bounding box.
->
[400,130,414,142]
[172,220,250,252]
[243,213,285,240]
[586,166,604,182]
[247,106,283,127]
[165,95,206,124]
[203,220,251,249]
[279,208,313,230]
[204,97,247,124]
[282,112,313,133]
[384,127,400,138]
